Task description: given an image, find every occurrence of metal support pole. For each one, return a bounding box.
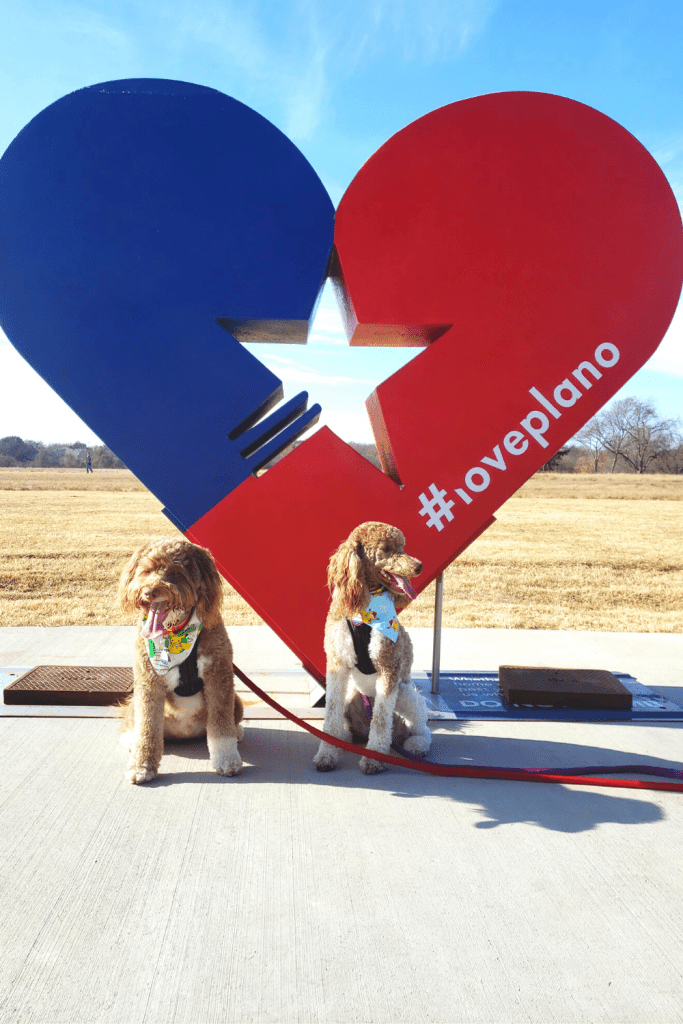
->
[431,572,444,695]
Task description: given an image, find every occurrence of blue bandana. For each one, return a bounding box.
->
[350,588,400,643]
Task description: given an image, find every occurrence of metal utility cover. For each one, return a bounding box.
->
[3,666,133,706]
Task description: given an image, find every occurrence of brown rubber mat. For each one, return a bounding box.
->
[3,666,133,706]
[498,666,633,710]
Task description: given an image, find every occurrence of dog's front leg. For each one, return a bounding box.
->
[360,676,399,774]
[395,683,431,757]
[313,668,351,771]
[202,660,243,777]
[126,675,166,785]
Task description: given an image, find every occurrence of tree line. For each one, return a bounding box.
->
[0,436,125,469]
[3,398,681,475]
[542,397,683,473]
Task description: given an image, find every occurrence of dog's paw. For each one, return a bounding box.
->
[210,736,243,776]
[402,733,431,758]
[125,765,157,785]
[313,752,338,772]
[213,754,243,777]
[236,723,245,741]
[360,755,386,775]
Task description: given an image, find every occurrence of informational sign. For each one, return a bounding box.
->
[1,81,681,681]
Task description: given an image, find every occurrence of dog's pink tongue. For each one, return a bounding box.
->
[387,573,417,601]
[141,600,168,639]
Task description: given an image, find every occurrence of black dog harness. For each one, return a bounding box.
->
[346,620,376,675]
[173,643,204,697]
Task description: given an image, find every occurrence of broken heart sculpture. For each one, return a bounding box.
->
[1,81,681,681]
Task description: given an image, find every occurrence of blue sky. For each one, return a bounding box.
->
[1,0,682,445]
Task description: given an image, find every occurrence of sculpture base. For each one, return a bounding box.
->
[498,666,633,710]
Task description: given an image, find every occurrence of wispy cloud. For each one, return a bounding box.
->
[316,407,376,443]
[166,0,329,141]
[653,136,683,167]
[162,0,496,143]
[653,134,683,209]
[398,0,496,61]
[338,0,497,68]
[64,6,130,49]
[648,300,683,377]
[259,353,372,387]
[13,0,132,52]
[308,287,349,346]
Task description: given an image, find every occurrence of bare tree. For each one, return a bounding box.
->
[574,420,604,472]
[606,398,679,473]
[575,398,680,473]
[597,403,632,471]
[651,439,683,474]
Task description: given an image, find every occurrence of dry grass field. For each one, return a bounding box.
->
[0,468,681,632]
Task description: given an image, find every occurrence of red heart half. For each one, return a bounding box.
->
[186,94,683,680]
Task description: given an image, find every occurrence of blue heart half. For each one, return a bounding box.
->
[0,79,334,528]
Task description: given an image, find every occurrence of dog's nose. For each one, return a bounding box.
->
[414,562,423,575]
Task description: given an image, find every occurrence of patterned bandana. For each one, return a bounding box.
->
[350,588,400,643]
[141,603,203,675]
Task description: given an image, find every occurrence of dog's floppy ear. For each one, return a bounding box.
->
[117,543,149,614]
[328,537,369,617]
[190,545,224,626]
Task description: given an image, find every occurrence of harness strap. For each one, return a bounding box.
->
[346,619,376,675]
[174,643,204,697]
[233,663,683,793]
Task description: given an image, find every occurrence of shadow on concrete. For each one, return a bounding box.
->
[152,724,680,834]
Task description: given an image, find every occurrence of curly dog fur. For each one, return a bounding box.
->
[118,538,243,784]
[314,521,431,774]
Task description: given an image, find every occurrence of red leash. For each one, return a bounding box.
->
[234,665,683,793]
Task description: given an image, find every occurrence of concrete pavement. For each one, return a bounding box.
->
[0,626,681,1023]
